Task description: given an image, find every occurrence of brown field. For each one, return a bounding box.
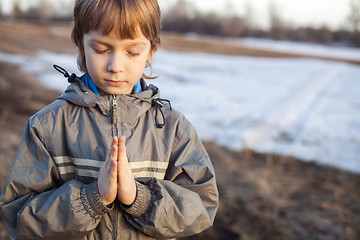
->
[0,21,359,240]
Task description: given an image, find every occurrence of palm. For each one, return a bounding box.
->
[97,136,136,206]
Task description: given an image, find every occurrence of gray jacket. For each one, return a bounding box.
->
[0,76,218,239]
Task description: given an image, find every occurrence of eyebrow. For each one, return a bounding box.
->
[88,38,147,48]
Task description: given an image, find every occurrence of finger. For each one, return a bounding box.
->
[120,135,127,155]
[119,145,128,163]
[111,144,118,161]
[109,159,118,177]
[117,136,125,159]
[117,144,127,175]
[119,135,126,147]
[106,138,118,169]
[113,136,119,149]
[106,137,118,161]
[118,142,123,162]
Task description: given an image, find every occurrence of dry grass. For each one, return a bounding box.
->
[0,21,75,56]
[191,142,360,240]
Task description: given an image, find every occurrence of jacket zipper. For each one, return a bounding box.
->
[112,95,119,239]
[112,95,118,137]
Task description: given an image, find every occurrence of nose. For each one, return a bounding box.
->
[107,52,125,73]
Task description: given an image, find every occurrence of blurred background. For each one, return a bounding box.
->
[1,0,360,45]
[0,0,359,239]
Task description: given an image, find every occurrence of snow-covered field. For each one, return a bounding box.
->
[0,41,359,173]
[234,38,360,61]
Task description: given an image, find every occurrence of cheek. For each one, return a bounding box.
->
[85,53,105,73]
[83,48,93,67]
[133,58,148,76]
[84,55,95,75]
[84,50,95,66]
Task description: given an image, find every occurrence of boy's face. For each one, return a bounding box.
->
[83,29,152,95]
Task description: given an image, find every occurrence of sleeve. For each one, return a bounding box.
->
[124,114,219,239]
[0,118,110,240]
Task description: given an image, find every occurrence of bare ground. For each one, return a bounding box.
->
[0,21,359,240]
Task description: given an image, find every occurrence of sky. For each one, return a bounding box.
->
[0,0,353,29]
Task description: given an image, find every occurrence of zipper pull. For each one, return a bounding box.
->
[112,95,117,125]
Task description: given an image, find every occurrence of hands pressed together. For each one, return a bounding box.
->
[98,136,137,206]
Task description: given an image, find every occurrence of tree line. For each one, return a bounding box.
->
[1,0,360,47]
[162,0,360,47]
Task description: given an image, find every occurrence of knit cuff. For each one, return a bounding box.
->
[123,181,151,218]
[80,181,111,219]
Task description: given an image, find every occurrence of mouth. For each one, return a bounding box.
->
[105,79,126,85]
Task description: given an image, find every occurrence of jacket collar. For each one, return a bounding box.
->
[58,75,160,122]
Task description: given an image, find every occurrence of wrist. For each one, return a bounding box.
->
[81,182,111,219]
[97,181,116,206]
[123,181,152,218]
[101,198,113,206]
[118,180,137,205]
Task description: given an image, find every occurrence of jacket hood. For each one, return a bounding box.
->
[58,75,161,121]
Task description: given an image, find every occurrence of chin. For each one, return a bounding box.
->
[102,88,131,95]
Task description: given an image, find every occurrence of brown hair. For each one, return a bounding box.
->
[71,0,161,77]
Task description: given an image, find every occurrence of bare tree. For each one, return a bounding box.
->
[348,0,360,46]
[220,1,244,37]
[9,0,73,22]
[349,0,360,31]
[268,1,286,40]
[159,0,355,47]
[243,0,256,28]
[221,15,247,37]
[39,0,51,21]
[24,0,50,21]
[12,0,25,19]
[224,0,236,17]
[52,1,74,20]
[162,0,197,33]
[242,0,259,36]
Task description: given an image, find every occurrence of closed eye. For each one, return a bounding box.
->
[89,42,111,54]
[127,51,141,57]
[93,48,110,54]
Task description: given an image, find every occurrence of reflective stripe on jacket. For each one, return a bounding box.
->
[0,76,219,240]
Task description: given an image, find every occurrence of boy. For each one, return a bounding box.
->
[0,0,219,239]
